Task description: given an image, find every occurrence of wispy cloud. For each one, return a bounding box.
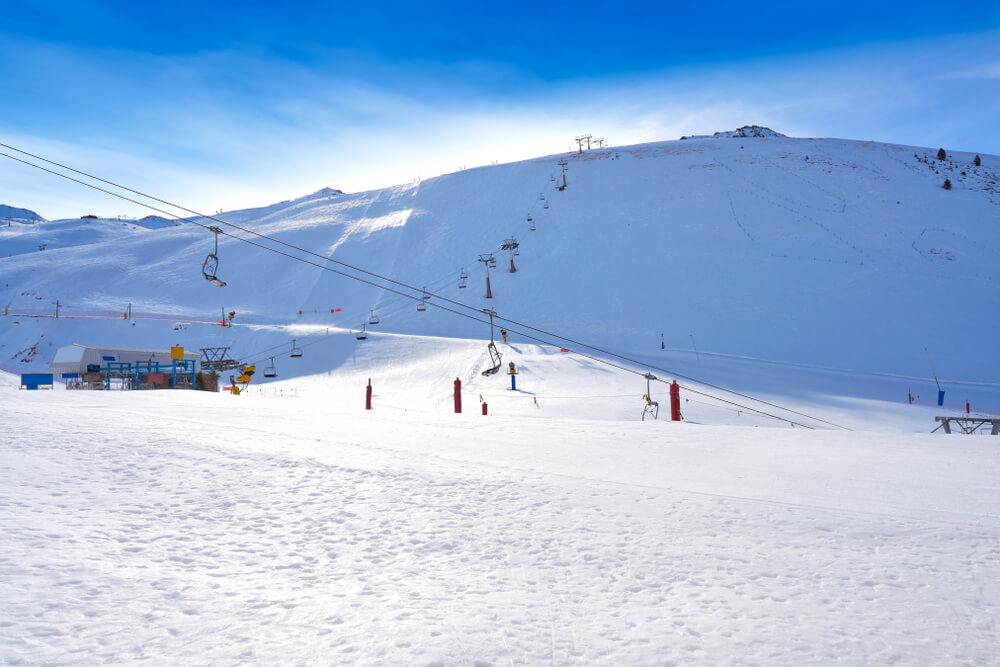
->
[1,26,998,219]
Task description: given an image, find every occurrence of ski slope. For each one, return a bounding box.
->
[2,130,998,399]
[2,365,998,664]
[2,128,1000,663]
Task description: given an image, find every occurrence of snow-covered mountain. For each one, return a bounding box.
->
[1,129,998,415]
[5,128,999,666]
[0,204,44,222]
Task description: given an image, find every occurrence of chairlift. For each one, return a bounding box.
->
[459,268,468,289]
[290,339,303,358]
[357,322,367,340]
[264,356,277,378]
[641,373,659,421]
[202,226,226,287]
[481,309,503,376]
[543,201,549,209]
[539,193,545,200]
[417,287,429,312]
[489,257,497,269]
[368,309,380,325]
[528,215,536,231]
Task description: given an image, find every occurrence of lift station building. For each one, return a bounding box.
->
[48,344,206,390]
[50,344,201,375]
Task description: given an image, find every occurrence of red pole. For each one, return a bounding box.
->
[966,400,970,414]
[482,402,488,416]
[454,378,462,413]
[670,381,681,421]
[365,379,372,410]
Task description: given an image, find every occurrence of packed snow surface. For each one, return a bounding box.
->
[3,359,999,664]
[2,131,999,663]
[2,131,998,386]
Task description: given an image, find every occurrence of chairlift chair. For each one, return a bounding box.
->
[539,193,544,200]
[290,339,303,358]
[357,322,367,340]
[482,341,502,376]
[368,309,379,325]
[480,308,503,376]
[264,356,277,378]
[641,373,659,421]
[543,201,549,209]
[202,226,226,287]
[417,288,429,312]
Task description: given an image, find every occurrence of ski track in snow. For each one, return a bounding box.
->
[2,393,998,665]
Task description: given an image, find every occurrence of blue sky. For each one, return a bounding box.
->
[2,0,999,219]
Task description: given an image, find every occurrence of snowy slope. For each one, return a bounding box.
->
[1,130,998,418]
[0,204,44,222]
[3,130,1000,664]
[2,381,998,664]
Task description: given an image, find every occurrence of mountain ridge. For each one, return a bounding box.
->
[1,132,997,389]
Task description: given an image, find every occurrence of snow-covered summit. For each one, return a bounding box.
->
[682,125,786,140]
[0,204,45,222]
[1,133,998,409]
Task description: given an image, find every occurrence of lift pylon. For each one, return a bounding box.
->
[478,254,495,299]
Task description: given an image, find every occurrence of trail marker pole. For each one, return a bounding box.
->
[925,347,944,406]
[670,381,681,421]
[366,379,372,410]
[454,377,462,413]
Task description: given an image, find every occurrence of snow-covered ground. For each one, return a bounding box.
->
[3,330,1000,664]
[2,130,999,663]
[3,372,998,664]
[3,131,998,385]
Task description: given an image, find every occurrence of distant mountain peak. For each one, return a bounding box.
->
[681,125,786,140]
[0,204,45,222]
[311,187,345,198]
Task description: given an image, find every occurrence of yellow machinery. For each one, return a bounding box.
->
[229,364,255,395]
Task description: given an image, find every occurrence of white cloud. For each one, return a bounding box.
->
[2,29,999,219]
